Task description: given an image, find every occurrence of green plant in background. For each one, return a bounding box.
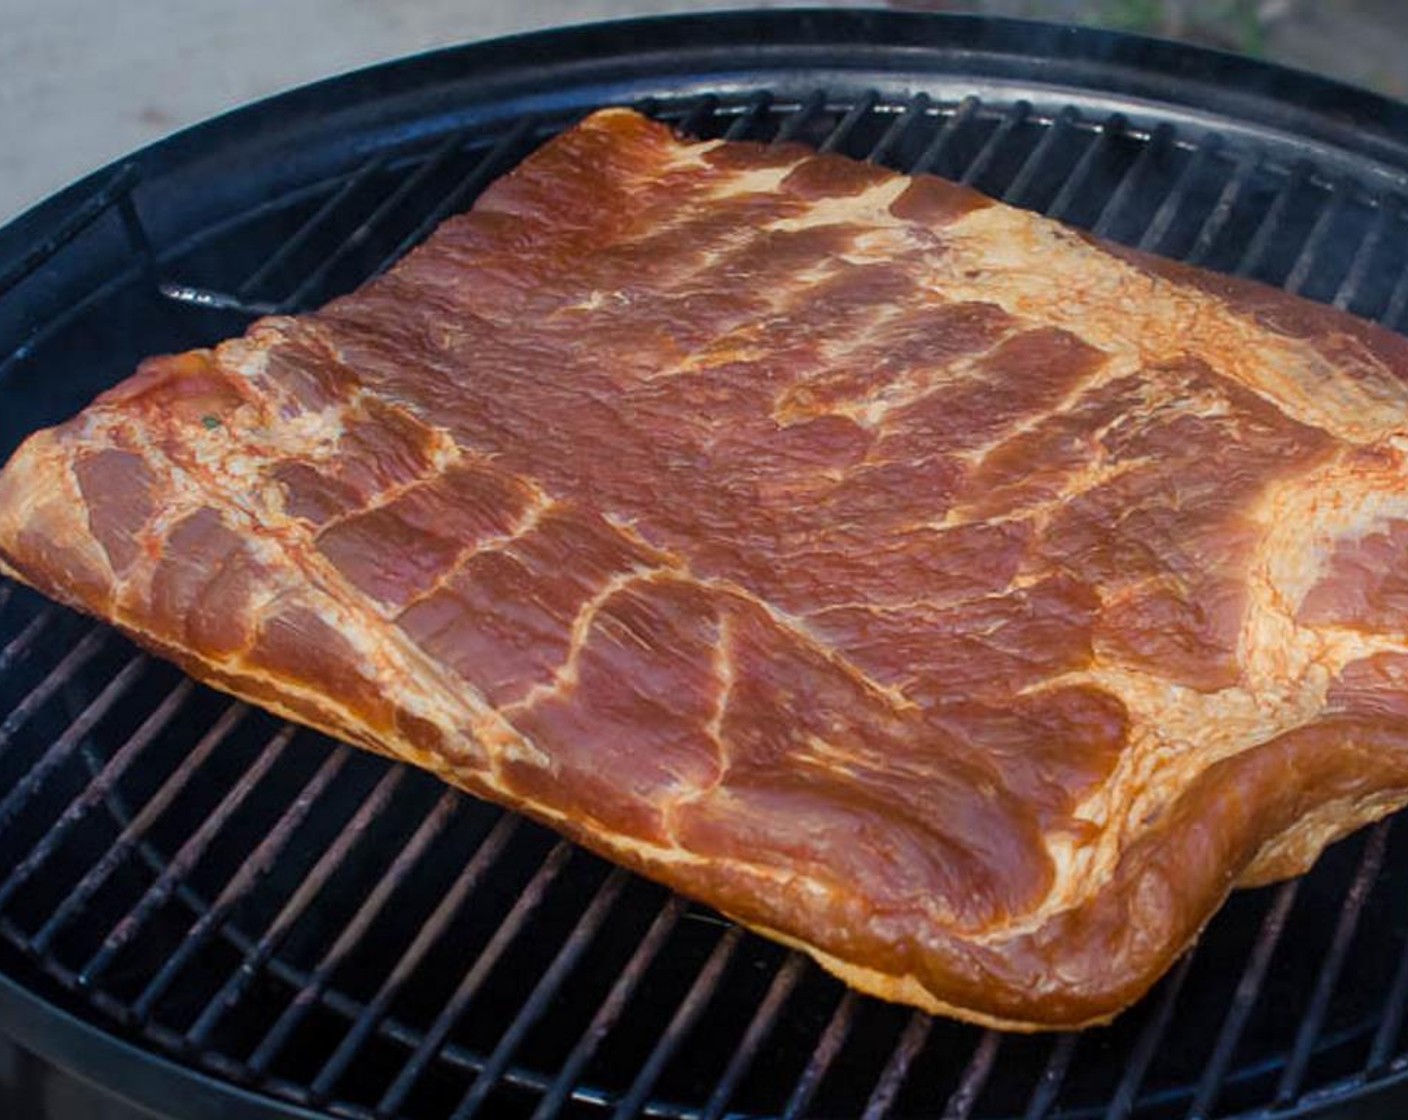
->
[940,0,1282,57]
[890,1,1408,99]
[1095,0,1163,32]
[1090,0,1272,55]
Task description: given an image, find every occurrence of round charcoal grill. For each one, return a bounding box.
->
[6,10,1408,1120]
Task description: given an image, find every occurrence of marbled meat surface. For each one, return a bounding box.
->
[5,108,1408,1029]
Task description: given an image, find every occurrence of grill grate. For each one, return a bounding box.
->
[5,64,1408,1120]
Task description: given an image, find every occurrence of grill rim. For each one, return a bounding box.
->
[0,969,327,1120]
[9,6,1408,290]
[9,8,1408,1119]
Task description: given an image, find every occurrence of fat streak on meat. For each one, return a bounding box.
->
[4,108,1408,1029]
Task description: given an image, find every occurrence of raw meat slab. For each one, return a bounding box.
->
[6,109,1408,1028]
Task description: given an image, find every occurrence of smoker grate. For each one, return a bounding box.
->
[6,13,1408,1119]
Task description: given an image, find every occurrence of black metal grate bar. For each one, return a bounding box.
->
[780,989,859,1120]
[0,164,141,298]
[723,92,772,141]
[774,91,826,145]
[1284,177,1347,294]
[699,952,807,1120]
[185,763,407,1048]
[944,1030,1002,1120]
[30,700,250,954]
[79,721,300,987]
[529,894,687,1120]
[1186,879,1301,1119]
[961,101,1030,187]
[131,743,354,1023]
[117,193,159,285]
[452,866,631,1120]
[1336,194,1398,311]
[1235,160,1312,278]
[372,116,540,278]
[610,923,745,1120]
[0,654,148,832]
[868,93,932,166]
[1368,876,1408,1074]
[308,811,522,1102]
[0,623,110,752]
[0,603,58,679]
[1024,1033,1079,1120]
[1275,821,1390,1105]
[1186,150,1259,266]
[862,1010,932,1120]
[376,840,575,1117]
[1094,122,1174,239]
[1105,951,1197,1120]
[247,786,463,1076]
[1138,133,1224,253]
[818,91,879,155]
[282,130,467,310]
[911,95,981,176]
[0,677,195,914]
[1048,114,1127,222]
[1004,105,1078,208]
[1379,245,1408,330]
[236,155,390,298]
[677,94,720,137]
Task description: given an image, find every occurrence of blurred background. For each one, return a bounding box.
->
[3,0,1405,225]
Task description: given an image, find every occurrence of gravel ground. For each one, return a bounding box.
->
[2,0,1407,224]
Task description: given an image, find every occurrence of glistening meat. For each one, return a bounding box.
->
[2,107,1408,1029]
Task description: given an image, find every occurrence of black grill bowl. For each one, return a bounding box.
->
[5,10,1408,1120]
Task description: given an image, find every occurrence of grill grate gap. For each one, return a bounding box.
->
[1025,1033,1080,1120]
[78,721,300,995]
[379,841,575,1118]
[779,989,857,1120]
[696,951,807,1120]
[1094,122,1177,243]
[0,654,148,835]
[608,925,745,1120]
[311,811,521,1108]
[1276,821,1392,1106]
[868,93,934,168]
[942,1030,1003,1120]
[861,1010,932,1120]
[1234,159,1315,283]
[28,701,252,956]
[1187,880,1301,1119]
[911,95,983,179]
[247,787,464,1080]
[236,155,390,302]
[1048,113,1132,227]
[0,677,195,917]
[1337,194,1400,316]
[184,763,409,1050]
[131,742,354,1027]
[530,894,686,1120]
[452,866,631,1120]
[773,90,826,145]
